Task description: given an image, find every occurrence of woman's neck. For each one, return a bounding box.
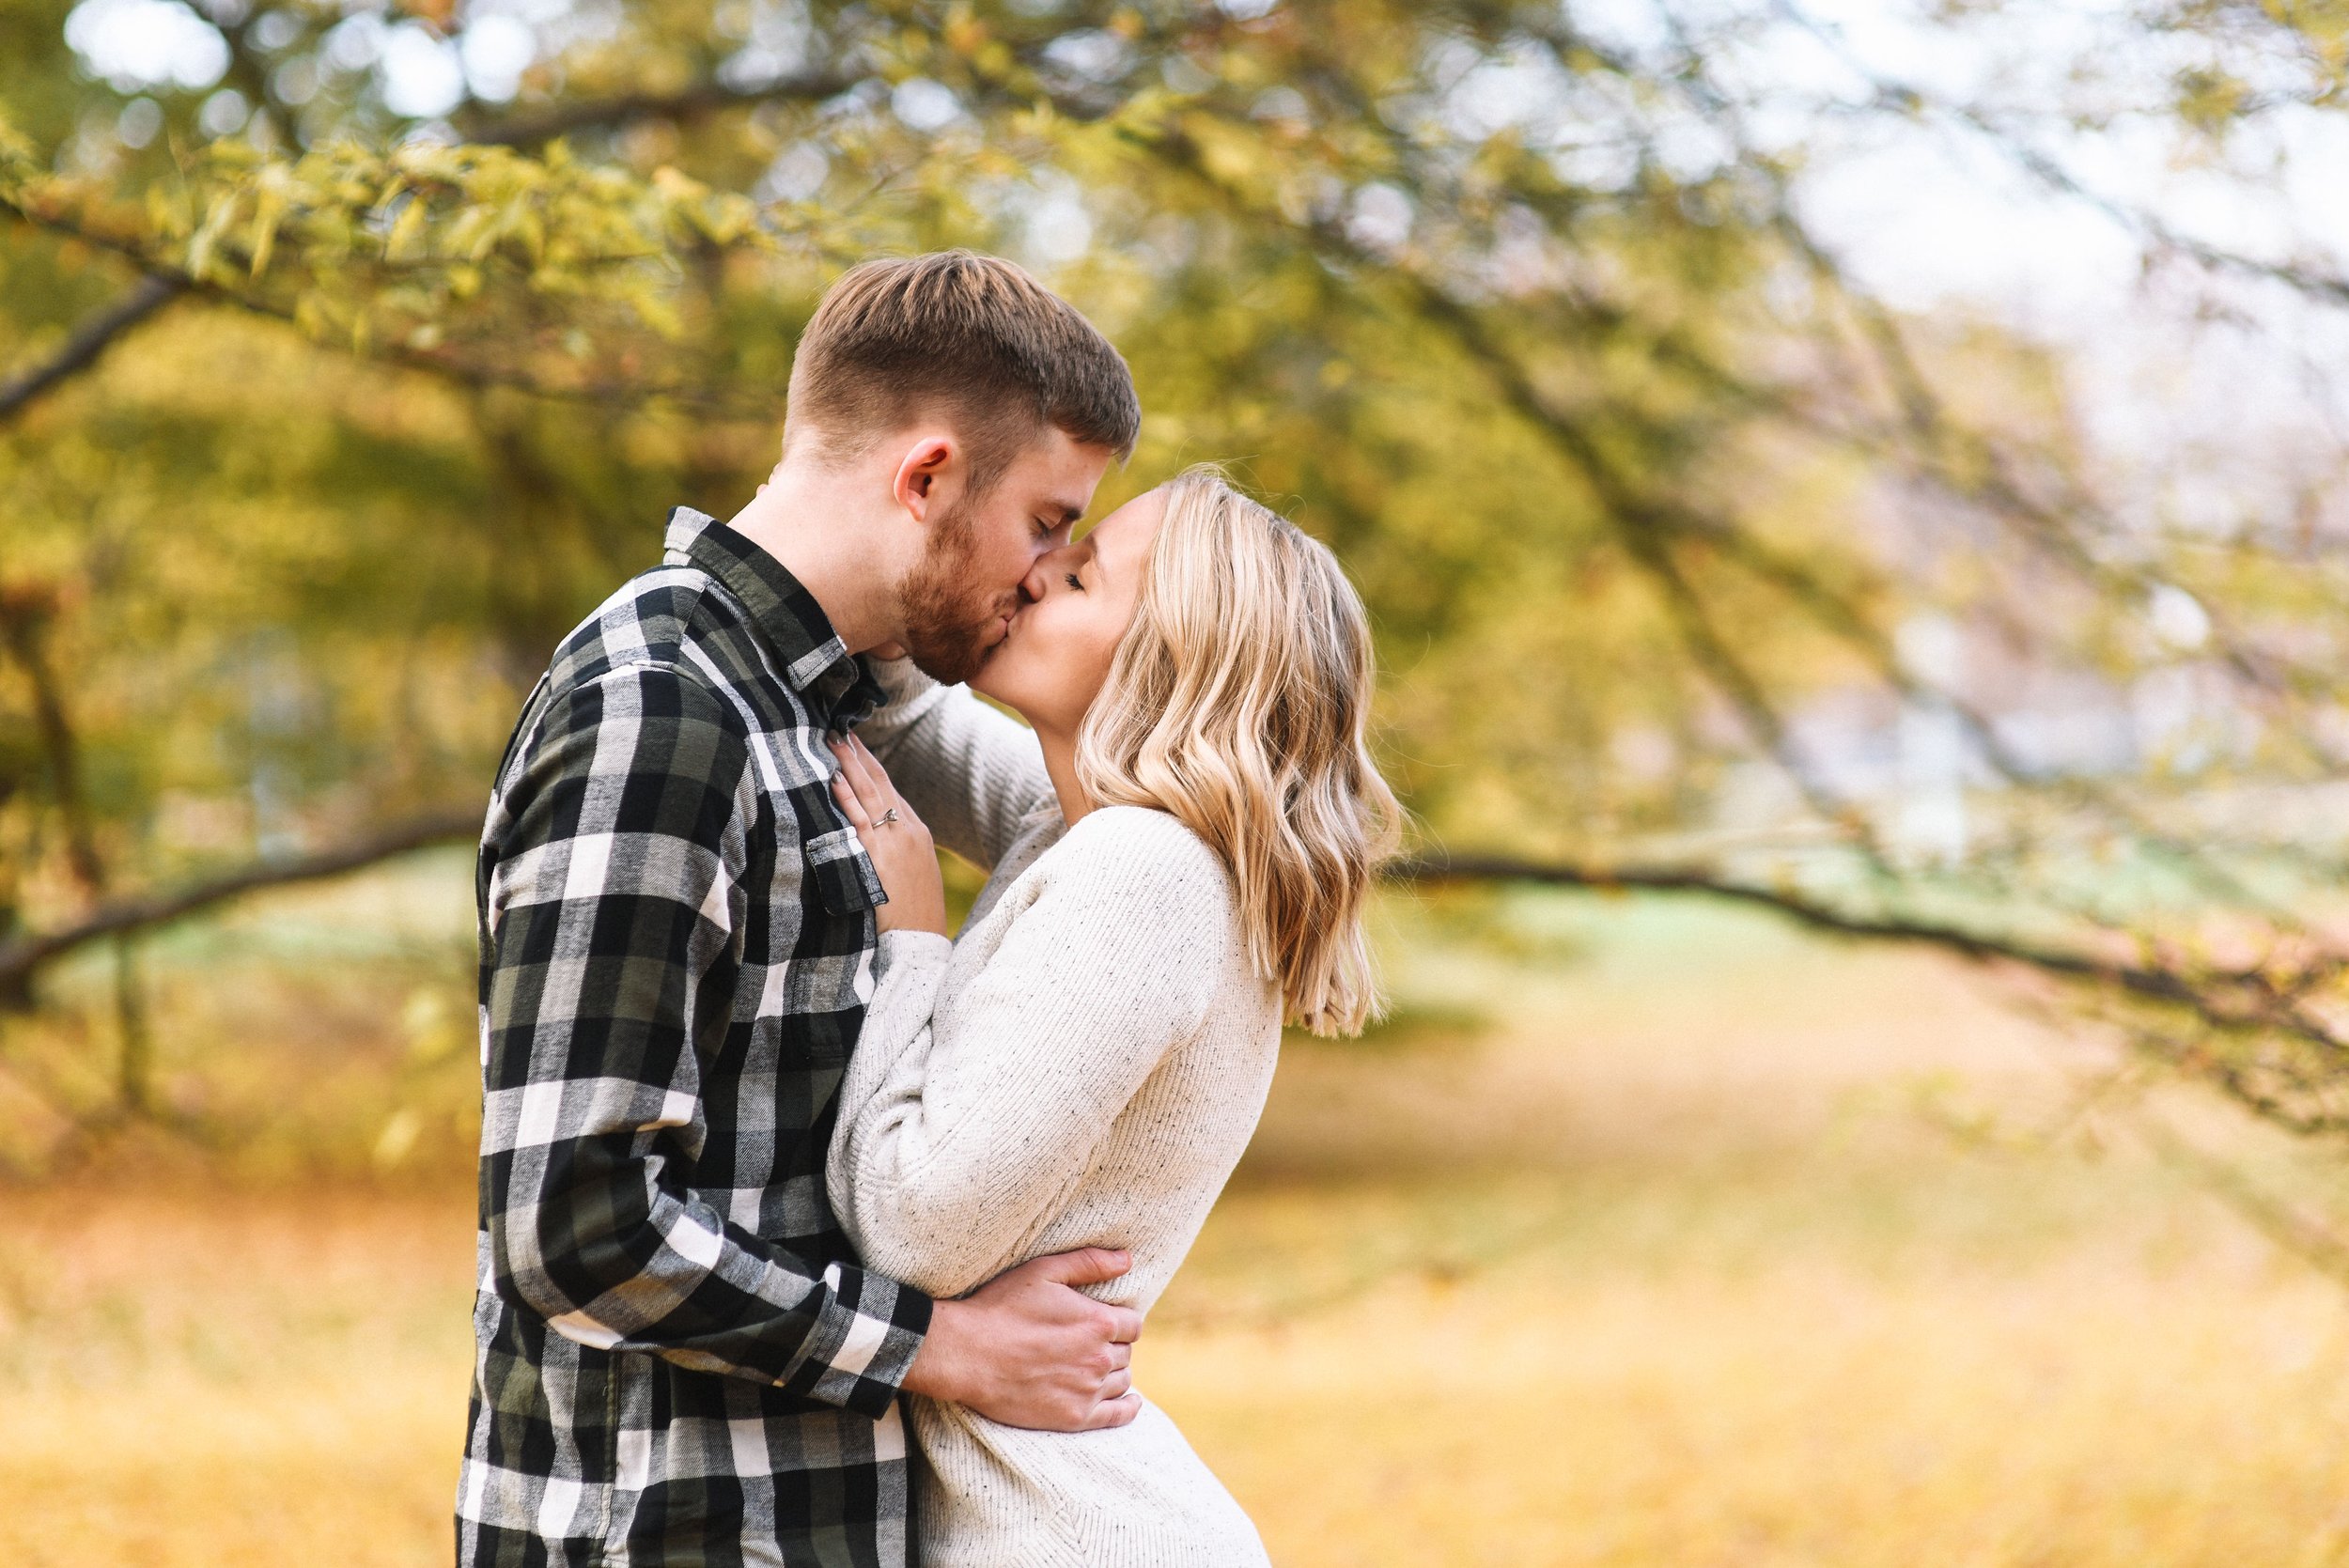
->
[1034,723,1093,827]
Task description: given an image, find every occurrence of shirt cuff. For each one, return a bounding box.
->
[786,1260,933,1417]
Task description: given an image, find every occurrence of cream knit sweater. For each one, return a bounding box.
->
[830,662,1280,1568]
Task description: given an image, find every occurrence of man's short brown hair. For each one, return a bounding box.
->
[784,251,1141,494]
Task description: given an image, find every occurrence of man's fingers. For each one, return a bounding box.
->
[1079,1391,1143,1432]
[1105,1341,1131,1373]
[1028,1246,1132,1288]
[1099,1367,1133,1401]
[1103,1306,1143,1345]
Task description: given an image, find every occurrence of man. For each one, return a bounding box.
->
[459,252,1146,1567]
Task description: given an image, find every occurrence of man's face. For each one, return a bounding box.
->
[898,427,1113,684]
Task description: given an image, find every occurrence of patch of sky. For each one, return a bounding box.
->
[1249,85,1307,126]
[197,85,248,136]
[459,14,535,103]
[2148,586,2212,654]
[271,53,317,105]
[1436,39,1571,144]
[321,12,386,73]
[250,8,299,52]
[380,21,466,118]
[116,95,163,147]
[755,142,829,204]
[64,0,228,93]
[1346,182,1413,254]
[1040,28,1128,85]
[1022,179,1094,268]
[891,77,961,132]
[716,0,814,91]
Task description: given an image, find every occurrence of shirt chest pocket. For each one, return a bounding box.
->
[801,823,885,918]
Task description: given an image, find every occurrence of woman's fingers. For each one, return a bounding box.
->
[849,734,918,825]
[832,734,886,810]
[827,769,871,829]
[827,737,886,825]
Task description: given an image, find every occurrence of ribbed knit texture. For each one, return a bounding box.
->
[831,663,1280,1567]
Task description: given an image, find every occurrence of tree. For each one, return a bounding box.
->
[5,0,2349,1162]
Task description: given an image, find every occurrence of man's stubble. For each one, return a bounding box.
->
[897,494,1011,687]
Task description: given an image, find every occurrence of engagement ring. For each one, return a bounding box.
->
[877,808,899,827]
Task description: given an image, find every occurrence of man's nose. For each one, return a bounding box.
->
[1021,543,1076,603]
[1018,559,1050,604]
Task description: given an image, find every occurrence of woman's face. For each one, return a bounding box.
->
[970,486,1165,734]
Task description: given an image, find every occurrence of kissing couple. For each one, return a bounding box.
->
[457,251,1399,1567]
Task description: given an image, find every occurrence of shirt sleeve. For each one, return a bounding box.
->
[479,661,927,1414]
[853,657,1056,872]
[825,815,1226,1298]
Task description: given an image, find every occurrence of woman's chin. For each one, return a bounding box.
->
[966,649,1010,705]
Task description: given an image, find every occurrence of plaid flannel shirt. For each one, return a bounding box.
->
[458,507,930,1568]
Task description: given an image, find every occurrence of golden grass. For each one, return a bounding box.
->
[6,885,2349,1564]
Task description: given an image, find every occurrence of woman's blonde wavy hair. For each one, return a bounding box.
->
[1075,467,1402,1037]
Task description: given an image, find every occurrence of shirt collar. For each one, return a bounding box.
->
[662,506,861,695]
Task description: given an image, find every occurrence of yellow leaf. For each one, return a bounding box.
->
[385,193,429,260]
[248,176,289,279]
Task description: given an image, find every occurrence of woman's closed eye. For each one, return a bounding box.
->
[1064,570,1083,591]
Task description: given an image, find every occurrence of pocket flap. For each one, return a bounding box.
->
[802,825,884,917]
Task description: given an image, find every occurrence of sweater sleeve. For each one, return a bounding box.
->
[852,657,1055,872]
[825,811,1228,1299]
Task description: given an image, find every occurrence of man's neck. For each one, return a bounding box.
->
[724,464,903,655]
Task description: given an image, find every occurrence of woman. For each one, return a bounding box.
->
[823,467,1399,1566]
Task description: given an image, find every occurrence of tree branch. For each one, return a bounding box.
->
[0,809,479,1000]
[0,808,2332,1086]
[1391,846,2341,1049]
[465,69,857,147]
[0,273,184,426]
[0,587,105,898]
[0,198,770,414]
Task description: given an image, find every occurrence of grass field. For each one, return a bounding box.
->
[4,877,2347,1565]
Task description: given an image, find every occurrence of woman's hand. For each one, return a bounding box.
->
[828,732,948,937]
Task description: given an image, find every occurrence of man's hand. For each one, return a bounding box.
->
[901,1248,1143,1431]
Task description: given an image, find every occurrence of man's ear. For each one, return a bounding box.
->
[890,434,960,525]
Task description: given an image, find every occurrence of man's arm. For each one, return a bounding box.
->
[482,661,1139,1430]
[853,657,1053,870]
[479,662,924,1413]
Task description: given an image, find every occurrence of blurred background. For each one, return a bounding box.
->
[7,0,2349,1561]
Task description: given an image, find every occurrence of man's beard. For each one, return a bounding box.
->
[897,496,1010,686]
